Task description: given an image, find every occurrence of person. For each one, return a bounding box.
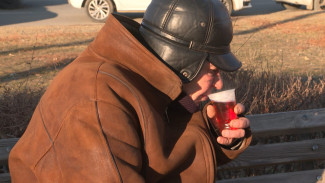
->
[9,0,252,182]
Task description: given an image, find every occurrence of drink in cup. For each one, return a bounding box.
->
[208,89,237,133]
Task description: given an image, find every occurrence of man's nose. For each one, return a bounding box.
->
[214,76,223,90]
[209,63,217,70]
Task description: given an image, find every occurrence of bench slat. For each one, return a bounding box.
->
[219,138,325,170]
[247,108,325,137]
[216,169,325,183]
[0,138,19,165]
[0,173,11,183]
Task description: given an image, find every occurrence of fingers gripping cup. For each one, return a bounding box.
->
[208,89,237,134]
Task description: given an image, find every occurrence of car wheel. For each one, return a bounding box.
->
[85,0,114,23]
[313,0,325,10]
[220,0,233,15]
[281,2,302,9]
[0,0,20,9]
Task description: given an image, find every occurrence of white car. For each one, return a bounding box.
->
[276,0,324,10]
[68,0,151,22]
[68,0,251,23]
[221,0,251,15]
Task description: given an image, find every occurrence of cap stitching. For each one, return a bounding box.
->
[162,0,179,29]
[204,1,214,45]
[141,21,189,46]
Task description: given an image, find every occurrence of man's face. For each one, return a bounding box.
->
[183,61,223,106]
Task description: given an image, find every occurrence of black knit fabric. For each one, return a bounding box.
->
[178,95,199,113]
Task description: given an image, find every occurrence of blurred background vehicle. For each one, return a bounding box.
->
[0,0,20,9]
[68,0,150,22]
[220,0,252,15]
[68,0,252,23]
[276,0,324,10]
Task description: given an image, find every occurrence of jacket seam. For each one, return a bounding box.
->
[188,126,215,182]
[34,100,98,178]
[39,100,100,142]
[198,128,215,183]
[196,128,210,182]
[95,101,124,183]
[96,69,147,182]
[33,61,106,177]
[95,62,124,183]
[97,99,138,122]
[34,100,64,180]
[98,70,147,145]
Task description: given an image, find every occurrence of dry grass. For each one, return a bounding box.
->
[222,69,325,114]
[0,83,43,138]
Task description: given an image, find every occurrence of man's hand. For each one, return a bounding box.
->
[207,103,250,146]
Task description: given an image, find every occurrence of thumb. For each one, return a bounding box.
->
[207,105,216,119]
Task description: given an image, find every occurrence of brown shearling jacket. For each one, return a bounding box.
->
[9,14,251,183]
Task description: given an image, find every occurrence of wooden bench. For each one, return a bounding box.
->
[1,108,324,183]
[0,138,17,183]
[218,108,325,183]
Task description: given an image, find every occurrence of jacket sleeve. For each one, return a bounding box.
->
[96,99,145,183]
[202,102,252,165]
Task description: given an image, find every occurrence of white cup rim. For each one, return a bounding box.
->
[208,88,236,102]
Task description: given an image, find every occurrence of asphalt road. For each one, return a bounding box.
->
[0,0,285,27]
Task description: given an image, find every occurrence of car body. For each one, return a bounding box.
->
[276,0,324,10]
[220,0,251,15]
[68,0,151,12]
[0,0,20,9]
[68,0,150,22]
[68,0,252,22]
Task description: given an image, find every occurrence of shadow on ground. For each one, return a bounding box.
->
[0,0,66,26]
[234,10,325,35]
[232,0,285,16]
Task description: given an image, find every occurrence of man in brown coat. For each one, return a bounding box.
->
[9,0,251,182]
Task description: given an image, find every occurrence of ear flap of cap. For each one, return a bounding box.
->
[139,26,208,82]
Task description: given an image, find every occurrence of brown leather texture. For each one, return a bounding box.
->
[9,14,251,183]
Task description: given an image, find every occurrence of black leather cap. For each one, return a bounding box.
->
[139,0,241,82]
